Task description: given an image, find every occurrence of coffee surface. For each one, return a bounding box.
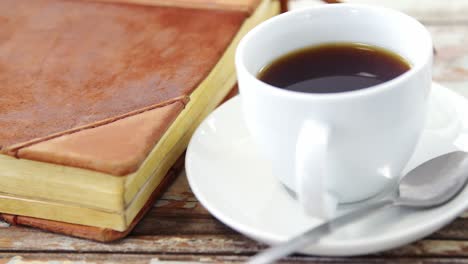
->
[258,43,411,93]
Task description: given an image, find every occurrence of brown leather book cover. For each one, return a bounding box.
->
[0,0,279,241]
[0,0,248,173]
[0,0,275,242]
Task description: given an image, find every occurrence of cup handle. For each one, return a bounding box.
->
[296,120,338,220]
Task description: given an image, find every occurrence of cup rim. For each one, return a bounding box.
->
[235,4,433,101]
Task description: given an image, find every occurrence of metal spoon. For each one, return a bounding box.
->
[249,151,468,264]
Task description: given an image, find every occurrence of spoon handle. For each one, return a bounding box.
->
[248,199,394,264]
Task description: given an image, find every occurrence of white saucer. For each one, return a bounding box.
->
[186,82,468,256]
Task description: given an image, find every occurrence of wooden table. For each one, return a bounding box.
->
[2,1,468,263]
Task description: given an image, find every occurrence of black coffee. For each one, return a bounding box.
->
[258,42,411,93]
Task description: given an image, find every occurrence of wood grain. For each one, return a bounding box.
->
[430,25,468,99]
[3,220,468,257]
[3,254,468,264]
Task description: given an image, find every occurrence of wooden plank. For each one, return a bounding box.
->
[428,25,468,100]
[0,229,263,253]
[2,254,468,264]
[291,0,468,24]
[4,223,468,258]
[431,219,468,240]
[153,170,211,215]
[131,209,234,235]
[381,240,468,257]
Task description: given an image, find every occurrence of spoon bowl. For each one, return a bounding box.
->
[397,151,468,208]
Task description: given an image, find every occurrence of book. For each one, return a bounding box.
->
[0,0,280,240]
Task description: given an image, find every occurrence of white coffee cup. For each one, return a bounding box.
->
[235,4,433,219]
